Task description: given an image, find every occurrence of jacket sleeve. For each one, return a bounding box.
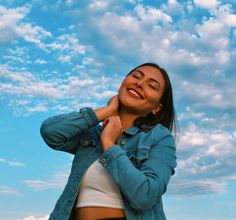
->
[40,107,99,154]
[98,128,177,211]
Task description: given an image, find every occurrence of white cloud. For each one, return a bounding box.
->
[65,0,74,6]
[168,178,227,197]
[35,59,47,64]
[2,55,27,64]
[93,90,117,100]
[0,64,35,82]
[176,77,236,110]
[0,158,6,163]
[0,5,51,49]
[58,55,72,63]
[0,65,64,99]
[89,0,109,11]
[216,4,236,27]
[161,0,184,16]
[16,23,52,49]
[224,14,236,27]
[8,161,25,167]
[168,123,236,197]
[22,215,49,220]
[0,63,119,115]
[0,185,22,196]
[134,4,172,24]
[0,157,25,167]
[195,19,228,50]
[179,124,235,156]
[47,34,87,64]
[58,34,86,54]
[81,1,235,73]
[26,104,48,113]
[194,0,218,9]
[25,169,70,190]
[1,1,235,121]
[67,76,95,87]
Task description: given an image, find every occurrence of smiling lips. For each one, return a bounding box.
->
[127,88,144,99]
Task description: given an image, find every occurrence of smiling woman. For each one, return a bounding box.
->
[40,63,178,220]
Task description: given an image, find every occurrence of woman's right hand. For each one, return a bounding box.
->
[94,95,120,123]
[106,95,120,115]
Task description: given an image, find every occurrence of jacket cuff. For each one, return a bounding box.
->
[80,107,99,127]
[98,145,126,168]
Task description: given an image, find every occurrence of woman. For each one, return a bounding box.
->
[40,63,177,220]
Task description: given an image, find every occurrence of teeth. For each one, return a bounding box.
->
[128,89,142,99]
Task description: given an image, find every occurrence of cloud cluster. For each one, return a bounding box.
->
[0,64,118,115]
[167,123,236,197]
[0,4,51,48]
[73,0,236,72]
[0,0,235,200]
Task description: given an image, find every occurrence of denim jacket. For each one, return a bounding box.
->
[40,107,177,220]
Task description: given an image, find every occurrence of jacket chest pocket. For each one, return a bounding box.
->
[78,131,96,148]
[74,131,97,162]
[126,146,150,169]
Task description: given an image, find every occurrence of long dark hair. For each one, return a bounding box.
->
[126,63,178,135]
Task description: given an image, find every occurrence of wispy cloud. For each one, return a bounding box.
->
[0,157,25,167]
[24,169,70,190]
[0,185,22,196]
[21,215,49,220]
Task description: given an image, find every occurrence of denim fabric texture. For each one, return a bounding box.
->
[40,107,177,220]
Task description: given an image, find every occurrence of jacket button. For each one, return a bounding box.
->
[99,158,106,163]
[82,140,90,146]
[120,140,126,145]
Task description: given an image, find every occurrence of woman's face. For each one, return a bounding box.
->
[118,65,165,117]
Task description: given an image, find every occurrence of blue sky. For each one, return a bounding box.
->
[0,0,236,219]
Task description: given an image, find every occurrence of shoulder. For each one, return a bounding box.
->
[143,124,175,146]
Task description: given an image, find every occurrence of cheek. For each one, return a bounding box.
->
[146,93,162,104]
[118,83,125,95]
[118,85,126,101]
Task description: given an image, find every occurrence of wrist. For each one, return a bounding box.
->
[105,106,117,116]
[102,140,115,151]
[94,106,114,122]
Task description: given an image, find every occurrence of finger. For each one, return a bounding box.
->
[113,116,122,130]
[102,119,109,129]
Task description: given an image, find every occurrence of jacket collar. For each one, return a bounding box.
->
[123,126,140,136]
[100,123,153,136]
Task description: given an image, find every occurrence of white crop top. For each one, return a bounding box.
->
[76,159,124,209]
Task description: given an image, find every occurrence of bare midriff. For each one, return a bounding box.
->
[75,207,126,220]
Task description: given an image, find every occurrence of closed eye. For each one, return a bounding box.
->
[131,71,143,79]
[149,84,157,90]
[132,73,141,78]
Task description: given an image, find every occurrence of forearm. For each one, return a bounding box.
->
[94,106,115,122]
[99,144,176,211]
[40,107,99,151]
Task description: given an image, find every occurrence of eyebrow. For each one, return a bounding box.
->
[134,69,161,88]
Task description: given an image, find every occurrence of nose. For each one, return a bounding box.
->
[135,80,144,89]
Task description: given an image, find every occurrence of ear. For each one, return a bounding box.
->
[152,104,162,115]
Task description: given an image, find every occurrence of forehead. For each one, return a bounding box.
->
[134,65,165,87]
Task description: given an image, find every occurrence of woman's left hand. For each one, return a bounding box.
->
[100,115,123,151]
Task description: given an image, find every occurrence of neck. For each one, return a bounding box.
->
[118,106,139,131]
